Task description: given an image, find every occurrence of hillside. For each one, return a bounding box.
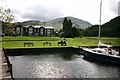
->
[45,17,92,31]
[17,17,92,31]
[101,16,120,37]
[17,20,41,26]
[83,16,120,37]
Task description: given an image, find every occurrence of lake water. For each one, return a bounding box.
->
[9,52,120,78]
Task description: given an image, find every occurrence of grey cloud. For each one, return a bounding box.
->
[109,0,119,15]
[118,1,120,16]
[21,5,63,21]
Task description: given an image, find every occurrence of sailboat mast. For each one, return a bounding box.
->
[98,0,102,47]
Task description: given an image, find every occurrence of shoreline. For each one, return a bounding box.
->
[3,46,120,56]
[3,45,120,49]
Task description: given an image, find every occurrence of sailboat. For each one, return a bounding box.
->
[83,0,120,64]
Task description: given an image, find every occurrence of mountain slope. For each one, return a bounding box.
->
[17,20,41,26]
[101,16,120,37]
[83,16,120,37]
[45,17,92,31]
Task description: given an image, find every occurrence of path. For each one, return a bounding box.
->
[0,48,12,80]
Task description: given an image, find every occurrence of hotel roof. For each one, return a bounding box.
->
[24,25,54,29]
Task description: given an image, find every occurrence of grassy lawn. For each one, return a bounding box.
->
[2,36,120,49]
[2,36,58,41]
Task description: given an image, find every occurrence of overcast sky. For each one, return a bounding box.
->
[0,0,119,25]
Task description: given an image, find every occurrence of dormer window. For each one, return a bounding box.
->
[29,27,33,33]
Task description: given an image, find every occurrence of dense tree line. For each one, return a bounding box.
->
[82,25,99,37]
[82,16,120,37]
[101,16,120,37]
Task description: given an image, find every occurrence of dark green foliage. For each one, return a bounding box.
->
[82,25,99,37]
[63,17,68,35]
[0,7,15,36]
[63,17,73,37]
[82,16,120,37]
[2,22,16,36]
[72,27,80,37]
[101,16,120,37]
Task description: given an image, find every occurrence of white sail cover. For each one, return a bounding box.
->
[98,41,112,48]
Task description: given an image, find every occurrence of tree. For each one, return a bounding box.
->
[0,7,15,36]
[67,19,72,36]
[63,17,73,37]
[82,25,99,37]
[63,17,68,36]
[0,7,14,22]
[2,22,16,36]
[72,27,80,37]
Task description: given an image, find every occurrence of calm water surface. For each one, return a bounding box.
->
[9,52,120,78]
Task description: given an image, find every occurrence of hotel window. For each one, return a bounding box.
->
[29,27,33,33]
[47,29,50,36]
[41,28,43,32]
[16,27,20,33]
[21,27,23,34]
[40,28,44,35]
[34,28,36,33]
[37,28,39,33]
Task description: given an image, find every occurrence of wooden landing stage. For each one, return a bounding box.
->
[0,48,13,80]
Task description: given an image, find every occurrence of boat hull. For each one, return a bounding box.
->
[84,50,120,64]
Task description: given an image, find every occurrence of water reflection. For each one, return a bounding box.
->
[9,52,120,78]
[60,52,74,60]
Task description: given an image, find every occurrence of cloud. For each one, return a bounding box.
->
[108,0,119,15]
[118,1,120,16]
[0,0,119,24]
[21,5,63,21]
